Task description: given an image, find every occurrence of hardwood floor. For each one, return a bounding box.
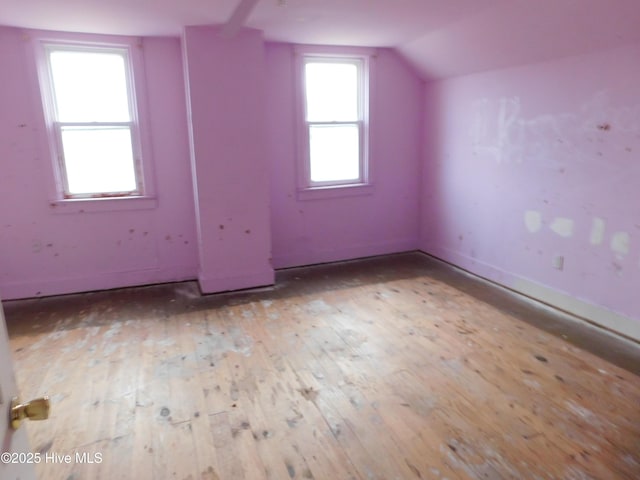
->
[5,252,640,479]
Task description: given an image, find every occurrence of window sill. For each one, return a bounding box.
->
[297,183,374,201]
[49,196,158,214]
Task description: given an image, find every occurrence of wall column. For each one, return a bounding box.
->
[183,25,273,293]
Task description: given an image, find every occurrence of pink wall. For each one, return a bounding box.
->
[2,18,637,338]
[182,26,274,292]
[266,44,423,268]
[421,42,640,327]
[0,28,198,299]
[1,24,423,300]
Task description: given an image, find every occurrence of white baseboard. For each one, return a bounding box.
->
[421,246,640,343]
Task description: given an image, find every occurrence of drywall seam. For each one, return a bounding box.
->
[420,246,640,343]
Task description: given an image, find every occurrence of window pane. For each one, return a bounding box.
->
[305,62,358,122]
[309,124,360,183]
[61,126,137,195]
[50,50,131,122]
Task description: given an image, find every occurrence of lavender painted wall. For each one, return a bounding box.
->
[1,24,421,300]
[0,28,198,299]
[266,44,423,268]
[10,15,635,340]
[182,26,274,292]
[421,43,640,333]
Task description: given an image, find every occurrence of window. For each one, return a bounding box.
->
[299,53,370,190]
[40,43,145,199]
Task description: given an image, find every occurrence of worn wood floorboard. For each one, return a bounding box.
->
[5,252,640,479]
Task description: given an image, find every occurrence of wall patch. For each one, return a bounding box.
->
[589,217,606,246]
[524,210,542,233]
[550,218,574,238]
[610,232,630,257]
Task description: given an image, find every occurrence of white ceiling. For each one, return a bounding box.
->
[399,0,640,79]
[0,0,498,43]
[1,0,640,79]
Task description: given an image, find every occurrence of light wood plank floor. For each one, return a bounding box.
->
[5,253,640,479]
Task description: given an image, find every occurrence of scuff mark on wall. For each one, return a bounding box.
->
[589,217,605,246]
[610,232,630,258]
[550,218,574,238]
[524,210,542,233]
[31,241,43,253]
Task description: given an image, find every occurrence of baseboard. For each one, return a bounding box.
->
[272,239,420,270]
[198,268,275,294]
[0,265,197,301]
[421,246,640,343]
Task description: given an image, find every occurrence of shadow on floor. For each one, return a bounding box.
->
[5,251,639,375]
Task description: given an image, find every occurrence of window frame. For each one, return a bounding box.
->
[34,34,155,207]
[295,47,374,196]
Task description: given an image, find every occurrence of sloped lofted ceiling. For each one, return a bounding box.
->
[1,0,640,79]
[398,0,640,79]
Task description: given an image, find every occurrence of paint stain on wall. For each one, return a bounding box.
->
[470,97,521,163]
[610,232,630,258]
[524,210,542,233]
[589,217,606,245]
[469,92,640,164]
[550,218,574,238]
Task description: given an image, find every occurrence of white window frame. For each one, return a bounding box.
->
[34,34,155,207]
[296,46,374,196]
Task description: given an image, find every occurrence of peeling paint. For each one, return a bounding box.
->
[524,210,542,233]
[589,217,605,245]
[550,218,574,238]
[610,232,630,257]
[469,92,640,164]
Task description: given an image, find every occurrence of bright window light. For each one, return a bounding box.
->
[49,50,130,122]
[44,46,142,198]
[60,126,136,194]
[305,63,358,122]
[303,57,367,187]
[309,124,360,182]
